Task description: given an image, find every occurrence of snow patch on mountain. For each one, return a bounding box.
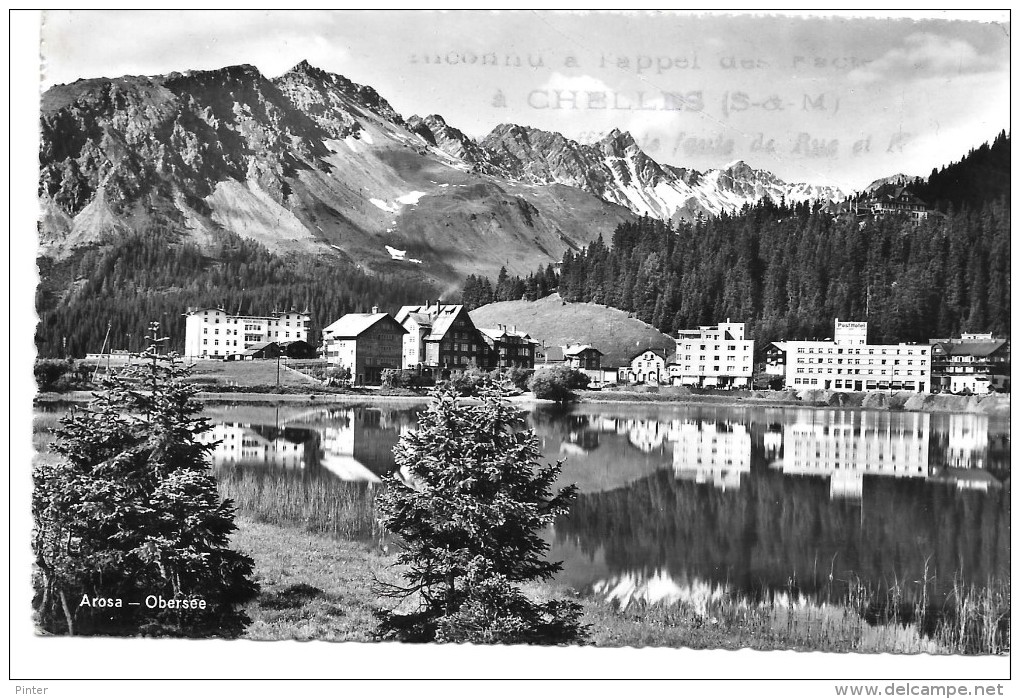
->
[385,245,422,263]
[396,191,426,205]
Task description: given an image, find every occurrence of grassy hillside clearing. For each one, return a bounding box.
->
[470,293,675,368]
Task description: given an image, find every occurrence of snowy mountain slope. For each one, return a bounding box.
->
[38,62,632,285]
[39,60,847,287]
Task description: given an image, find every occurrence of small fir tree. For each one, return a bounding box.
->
[375,382,586,644]
[32,322,258,637]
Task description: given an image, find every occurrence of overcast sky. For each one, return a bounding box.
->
[39,10,1010,189]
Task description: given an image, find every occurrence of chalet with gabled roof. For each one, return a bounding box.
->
[857,185,934,224]
[477,325,536,369]
[929,334,1010,394]
[323,309,407,385]
[563,344,603,370]
[395,301,486,374]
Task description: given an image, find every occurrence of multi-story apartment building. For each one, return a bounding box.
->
[476,325,536,369]
[782,319,931,393]
[672,321,754,388]
[322,310,407,385]
[929,333,1009,394]
[395,302,486,374]
[184,307,311,359]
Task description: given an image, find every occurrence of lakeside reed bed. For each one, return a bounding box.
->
[216,467,382,542]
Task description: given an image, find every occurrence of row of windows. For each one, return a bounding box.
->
[681,344,748,351]
[792,377,921,390]
[796,346,927,356]
[796,367,924,376]
[680,365,751,373]
[200,310,307,322]
[797,357,927,366]
[634,358,664,368]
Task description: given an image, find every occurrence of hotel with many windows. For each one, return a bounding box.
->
[184,307,311,359]
[672,321,754,388]
[780,319,931,393]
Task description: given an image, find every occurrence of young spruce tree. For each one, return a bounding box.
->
[32,323,258,637]
[376,380,586,644]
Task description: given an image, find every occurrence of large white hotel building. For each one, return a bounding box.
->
[672,321,755,388]
[184,307,311,359]
[779,319,931,393]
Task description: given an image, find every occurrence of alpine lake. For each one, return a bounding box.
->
[201,399,1010,637]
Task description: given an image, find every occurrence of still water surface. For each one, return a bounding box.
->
[201,401,1010,609]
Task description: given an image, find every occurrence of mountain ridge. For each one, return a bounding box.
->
[39,60,849,284]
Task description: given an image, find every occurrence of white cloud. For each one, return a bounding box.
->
[537,71,616,95]
[40,10,350,87]
[848,32,1002,84]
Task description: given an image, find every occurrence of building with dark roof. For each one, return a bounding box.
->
[535,344,565,365]
[857,185,933,224]
[929,334,1010,394]
[237,341,281,360]
[477,325,536,369]
[563,344,603,370]
[278,339,318,359]
[323,310,407,385]
[395,301,486,375]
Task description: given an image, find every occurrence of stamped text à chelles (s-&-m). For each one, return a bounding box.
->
[78,594,208,609]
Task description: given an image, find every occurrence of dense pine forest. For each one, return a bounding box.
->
[549,198,1009,346]
[35,229,436,357]
[913,130,1010,212]
[478,135,1010,347]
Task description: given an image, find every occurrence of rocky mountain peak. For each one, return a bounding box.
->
[598,128,641,157]
[166,64,265,88]
[275,62,404,127]
[290,59,323,76]
[864,173,917,193]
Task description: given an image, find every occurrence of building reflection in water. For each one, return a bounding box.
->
[319,407,404,483]
[198,422,316,470]
[626,419,670,453]
[672,420,752,491]
[929,413,1003,492]
[771,410,930,499]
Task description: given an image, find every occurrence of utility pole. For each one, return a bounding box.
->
[276,350,282,392]
[93,321,112,382]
